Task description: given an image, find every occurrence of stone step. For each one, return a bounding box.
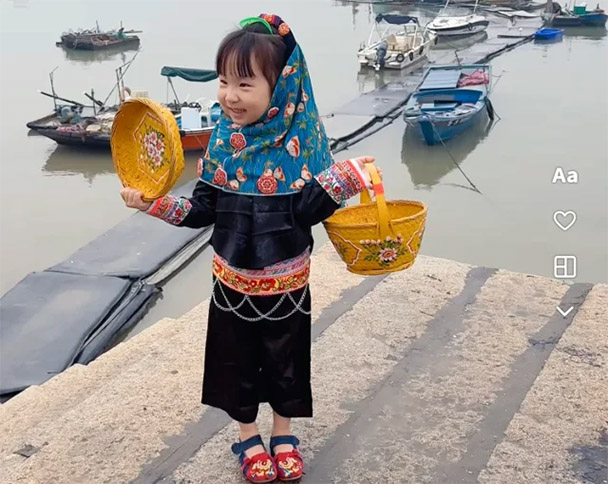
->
[0,244,364,484]
[480,284,607,484]
[2,248,602,484]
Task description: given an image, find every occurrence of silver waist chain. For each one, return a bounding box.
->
[211,278,311,322]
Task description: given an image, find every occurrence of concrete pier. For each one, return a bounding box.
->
[1,244,605,484]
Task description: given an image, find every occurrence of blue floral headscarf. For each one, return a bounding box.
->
[201,14,333,196]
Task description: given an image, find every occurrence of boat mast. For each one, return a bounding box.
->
[167,78,180,105]
[473,0,479,14]
[49,66,59,111]
[101,49,140,107]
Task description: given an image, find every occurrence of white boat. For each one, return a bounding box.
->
[428,0,490,37]
[357,14,437,71]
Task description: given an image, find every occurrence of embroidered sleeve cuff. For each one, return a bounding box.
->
[145,195,192,225]
[314,159,367,205]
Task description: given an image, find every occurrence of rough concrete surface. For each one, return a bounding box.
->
[306,271,569,484]
[1,245,604,484]
[172,255,472,483]
[0,244,363,484]
[480,284,608,484]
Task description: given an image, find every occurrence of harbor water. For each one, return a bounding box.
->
[1,1,606,333]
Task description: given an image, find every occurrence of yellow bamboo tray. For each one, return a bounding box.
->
[323,164,427,275]
[111,98,184,201]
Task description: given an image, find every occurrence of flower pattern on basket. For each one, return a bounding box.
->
[141,127,166,171]
[360,234,408,267]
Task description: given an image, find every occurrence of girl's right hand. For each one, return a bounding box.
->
[120,187,152,211]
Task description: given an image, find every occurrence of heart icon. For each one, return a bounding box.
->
[553,211,576,231]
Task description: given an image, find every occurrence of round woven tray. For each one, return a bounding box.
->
[111,98,184,200]
[323,165,427,276]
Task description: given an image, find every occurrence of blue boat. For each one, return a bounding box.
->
[534,27,564,40]
[403,65,492,146]
[543,2,608,27]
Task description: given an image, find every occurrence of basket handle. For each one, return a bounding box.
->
[359,163,391,239]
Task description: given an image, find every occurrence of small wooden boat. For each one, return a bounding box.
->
[357,14,437,70]
[26,63,220,153]
[57,23,141,51]
[428,0,489,37]
[404,65,493,146]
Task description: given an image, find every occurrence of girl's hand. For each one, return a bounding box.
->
[352,156,383,188]
[120,187,152,211]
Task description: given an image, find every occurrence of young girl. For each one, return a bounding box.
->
[121,14,378,483]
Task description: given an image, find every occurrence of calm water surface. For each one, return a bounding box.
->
[1,1,606,329]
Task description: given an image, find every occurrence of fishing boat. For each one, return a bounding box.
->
[57,22,141,51]
[357,14,437,71]
[543,1,607,26]
[428,0,490,37]
[26,60,220,152]
[403,65,493,146]
[161,66,219,151]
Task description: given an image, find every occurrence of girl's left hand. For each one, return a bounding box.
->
[352,156,383,188]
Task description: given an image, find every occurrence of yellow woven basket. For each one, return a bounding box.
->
[111,98,184,201]
[323,164,428,276]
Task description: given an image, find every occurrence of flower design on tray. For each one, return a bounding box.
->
[140,127,167,171]
[360,234,408,267]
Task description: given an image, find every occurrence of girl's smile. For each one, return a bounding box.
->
[218,56,272,126]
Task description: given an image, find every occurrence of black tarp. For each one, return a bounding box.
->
[0,272,158,395]
[0,180,206,397]
[375,14,418,25]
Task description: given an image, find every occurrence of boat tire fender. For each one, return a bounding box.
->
[467,22,473,31]
[409,51,414,61]
[486,98,495,122]
[396,53,406,63]
[418,46,424,55]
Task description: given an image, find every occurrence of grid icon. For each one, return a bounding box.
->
[554,255,577,279]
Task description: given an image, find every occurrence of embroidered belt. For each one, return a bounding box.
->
[213,251,310,296]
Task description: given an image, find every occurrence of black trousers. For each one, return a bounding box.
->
[201,279,313,424]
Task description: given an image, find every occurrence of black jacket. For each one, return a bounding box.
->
[178,180,340,270]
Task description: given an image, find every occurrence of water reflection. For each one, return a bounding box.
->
[43,147,114,183]
[432,31,489,50]
[42,146,201,185]
[356,67,414,92]
[401,116,491,189]
[561,26,608,39]
[59,45,140,65]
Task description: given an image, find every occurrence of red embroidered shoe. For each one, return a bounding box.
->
[270,435,304,481]
[231,435,277,483]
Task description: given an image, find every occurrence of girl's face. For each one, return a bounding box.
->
[218,55,273,127]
